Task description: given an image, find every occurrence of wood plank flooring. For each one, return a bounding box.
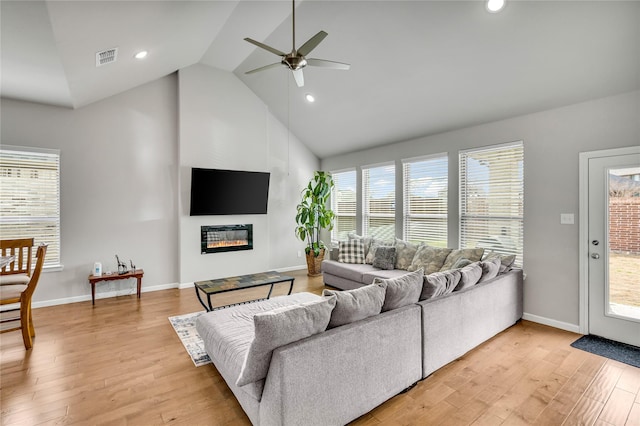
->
[1,270,639,425]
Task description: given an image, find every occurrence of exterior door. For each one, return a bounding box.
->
[587,150,640,347]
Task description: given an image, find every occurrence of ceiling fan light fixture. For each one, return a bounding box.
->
[486,0,505,13]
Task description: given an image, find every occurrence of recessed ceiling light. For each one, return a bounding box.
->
[486,0,505,13]
[134,51,148,59]
[305,94,315,103]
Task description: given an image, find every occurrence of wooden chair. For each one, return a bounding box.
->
[0,244,47,350]
[1,238,35,285]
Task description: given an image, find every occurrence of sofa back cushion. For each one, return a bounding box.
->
[338,239,365,264]
[407,245,452,275]
[394,239,421,270]
[440,248,485,271]
[373,269,423,312]
[479,257,501,282]
[323,284,385,328]
[236,295,337,387]
[454,262,483,291]
[421,270,462,300]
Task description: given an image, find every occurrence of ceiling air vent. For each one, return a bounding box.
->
[96,48,118,67]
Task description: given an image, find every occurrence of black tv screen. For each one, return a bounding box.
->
[190,168,270,215]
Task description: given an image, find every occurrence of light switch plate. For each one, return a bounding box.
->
[560,213,574,225]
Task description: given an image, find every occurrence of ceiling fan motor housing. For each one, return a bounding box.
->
[283,55,307,70]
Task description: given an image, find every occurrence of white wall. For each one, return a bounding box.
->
[322,90,640,331]
[1,76,180,304]
[178,64,319,284]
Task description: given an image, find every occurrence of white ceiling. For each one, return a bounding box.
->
[2,1,639,158]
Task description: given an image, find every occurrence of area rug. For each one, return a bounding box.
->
[571,335,640,368]
[168,311,211,367]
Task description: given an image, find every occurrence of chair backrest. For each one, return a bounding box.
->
[23,244,47,300]
[1,238,35,276]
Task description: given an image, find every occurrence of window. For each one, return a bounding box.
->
[460,141,524,266]
[362,163,395,240]
[403,154,448,247]
[0,146,61,268]
[331,169,357,242]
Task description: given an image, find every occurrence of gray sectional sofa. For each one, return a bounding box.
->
[195,263,523,426]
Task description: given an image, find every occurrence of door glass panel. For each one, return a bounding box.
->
[608,166,640,321]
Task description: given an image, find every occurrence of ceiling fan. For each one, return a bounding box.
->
[244,0,350,87]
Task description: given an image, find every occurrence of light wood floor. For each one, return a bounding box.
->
[1,270,639,425]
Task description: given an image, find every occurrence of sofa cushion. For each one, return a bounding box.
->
[407,245,452,275]
[479,257,501,282]
[322,260,378,283]
[365,239,394,264]
[373,269,423,312]
[483,251,517,273]
[362,268,413,284]
[451,258,473,269]
[454,262,483,291]
[394,239,421,270]
[420,270,461,300]
[237,295,337,387]
[440,248,485,271]
[372,246,396,270]
[338,239,365,264]
[323,284,385,328]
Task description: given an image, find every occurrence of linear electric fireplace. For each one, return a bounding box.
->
[201,224,253,254]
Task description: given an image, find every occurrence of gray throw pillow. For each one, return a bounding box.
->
[365,238,393,264]
[407,245,452,275]
[451,257,473,269]
[373,269,423,312]
[338,239,365,264]
[479,257,501,282]
[236,295,337,386]
[394,239,421,270]
[440,248,485,271]
[454,262,483,291]
[483,251,517,273]
[421,270,462,300]
[372,246,396,270]
[323,284,385,328]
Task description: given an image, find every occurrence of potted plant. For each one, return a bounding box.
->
[295,171,335,276]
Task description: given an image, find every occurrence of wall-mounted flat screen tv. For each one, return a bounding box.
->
[190,168,270,215]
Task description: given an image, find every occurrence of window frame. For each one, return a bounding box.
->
[330,168,357,242]
[362,162,396,240]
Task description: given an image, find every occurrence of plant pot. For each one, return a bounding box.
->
[305,249,325,277]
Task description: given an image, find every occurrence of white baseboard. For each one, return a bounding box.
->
[32,282,179,309]
[179,282,194,289]
[522,312,581,334]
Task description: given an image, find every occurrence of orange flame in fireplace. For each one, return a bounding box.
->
[207,240,248,249]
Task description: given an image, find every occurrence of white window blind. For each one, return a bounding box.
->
[331,169,357,242]
[403,154,448,247]
[459,141,524,266]
[362,163,395,240]
[0,146,61,267]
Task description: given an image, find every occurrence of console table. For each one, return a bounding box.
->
[194,271,295,311]
[88,269,144,305]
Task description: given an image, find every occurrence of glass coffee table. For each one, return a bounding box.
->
[194,271,295,311]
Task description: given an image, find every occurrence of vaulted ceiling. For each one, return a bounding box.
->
[2,1,639,158]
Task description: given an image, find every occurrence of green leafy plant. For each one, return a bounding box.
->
[295,171,335,257]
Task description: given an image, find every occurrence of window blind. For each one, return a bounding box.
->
[459,141,524,266]
[403,154,448,247]
[331,169,357,242]
[0,146,61,267]
[362,163,395,240]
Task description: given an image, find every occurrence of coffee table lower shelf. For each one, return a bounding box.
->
[194,271,295,312]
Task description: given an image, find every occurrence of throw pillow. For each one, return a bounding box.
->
[479,257,501,282]
[373,269,423,312]
[394,238,421,270]
[338,239,365,264]
[365,238,393,264]
[236,295,337,387]
[322,284,385,328]
[454,262,483,291]
[440,248,485,271]
[372,246,396,270]
[420,270,462,300]
[451,257,473,269]
[483,251,517,274]
[407,245,452,275]
[348,233,372,255]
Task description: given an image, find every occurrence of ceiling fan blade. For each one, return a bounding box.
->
[297,31,328,57]
[245,63,283,75]
[244,38,286,57]
[292,69,305,87]
[307,58,351,70]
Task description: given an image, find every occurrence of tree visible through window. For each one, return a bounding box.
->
[362,163,395,240]
[331,169,357,242]
[0,146,61,267]
[459,141,524,266]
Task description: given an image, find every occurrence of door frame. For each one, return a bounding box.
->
[578,146,640,335]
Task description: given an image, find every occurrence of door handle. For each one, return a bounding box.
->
[591,253,600,259]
